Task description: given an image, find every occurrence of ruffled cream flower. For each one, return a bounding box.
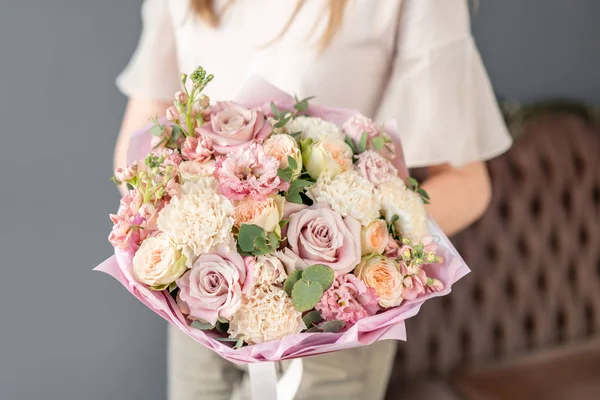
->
[157,180,235,263]
[286,116,344,141]
[379,179,428,242]
[306,170,381,226]
[227,286,305,344]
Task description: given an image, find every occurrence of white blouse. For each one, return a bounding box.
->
[117,0,512,168]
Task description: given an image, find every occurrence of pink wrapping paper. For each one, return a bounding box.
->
[97,77,470,364]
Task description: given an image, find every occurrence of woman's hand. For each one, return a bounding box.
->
[115,98,171,196]
[422,161,492,236]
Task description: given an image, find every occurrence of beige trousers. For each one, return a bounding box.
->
[168,325,397,400]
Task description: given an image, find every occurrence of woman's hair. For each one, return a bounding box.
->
[190,0,349,50]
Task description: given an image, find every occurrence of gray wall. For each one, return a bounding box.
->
[0,1,598,399]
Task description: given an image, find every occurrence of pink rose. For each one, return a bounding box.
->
[176,246,246,325]
[355,150,398,188]
[315,274,379,327]
[181,134,214,162]
[343,114,395,159]
[278,204,362,276]
[199,101,271,154]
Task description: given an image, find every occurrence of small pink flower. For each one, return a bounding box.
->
[427,278,444,292]
[174,91,188,104]
[166,106,179,122]
[199,101,271,154]
[181,134,214,162]
[401,267,427,301]
[108,191,160,252]
[114,163,138,183]
[355,150,398,188]
[214,142,287,201]
[153,148,183,167]
[343,114,395,159]
[315,274,379,327]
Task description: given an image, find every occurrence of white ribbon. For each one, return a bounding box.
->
[248,359,303,400]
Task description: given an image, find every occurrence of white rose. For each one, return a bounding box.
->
[380,179,429,242]
[285,116,344,141]
[262,134,302,179]
[132,234,187,289]
[302,136,353,179]
[234,195,284,233]
[306,170,381,226]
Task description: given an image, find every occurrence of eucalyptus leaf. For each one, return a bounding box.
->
[321,320,345,333]
[390,214,400,223]
[292,279,324,312]
[290,179,314,189]
[215,337,240,342]
[270,102,281,117]
[302,310,323,328]
[277,167,293,182]
[284,270,303,297]
[287,156,298,170]
[406,177,419,188]
[286,191,303,205]
[191,321,214,331]
[302,264,334,291]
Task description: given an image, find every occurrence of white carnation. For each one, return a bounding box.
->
[228,286,305,345]
[286,116,344,141]
[306,170,381,226]
[380,179,429,242]
[157,180,234,263]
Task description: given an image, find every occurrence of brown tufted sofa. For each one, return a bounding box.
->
[385,105,600,400]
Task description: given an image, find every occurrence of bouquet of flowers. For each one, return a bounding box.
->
[96,66,469,399]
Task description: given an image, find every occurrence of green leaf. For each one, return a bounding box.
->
[235,337,245,349]
[168,281,179,293]
[289,131,302,139]
[305,326,321,333]
[302,310,323,328]
[294,96,315,113]
[274,115,291,128]
[279,218,290,229]
[302,264,335,291]
[290,179,314,190]
[215,337,240,342]
[291,279,324,312]
[267,231,280,250]
[344,135,357,155]
[191,321,214,330]
[372,136,385,150]
[358,132,368,153]
[284,270,304,297]
[321,320,345,333]
[270,102,281,118]
[390,214,400,223]
[286,191,304,205]
[149,124,164,137]
[126,183,134,191]
[254,236,270,255]
[277,167,293,182]
[417,188,431,201]
[406,177,419,189]
[287,156,298,170]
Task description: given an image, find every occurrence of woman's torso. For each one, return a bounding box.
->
[167,0,403,115]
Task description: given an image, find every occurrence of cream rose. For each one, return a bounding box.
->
[361,220,390,255]
[354,256,403,308]
[302,136,353,179]
[262,134,302,178]
[132,234,187,290]
[234,195,284,233]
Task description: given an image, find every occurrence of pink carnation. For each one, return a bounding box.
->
[214,142,288,201]
[315,274,379,327]
[355,150,398,188]
[182,134,214,162]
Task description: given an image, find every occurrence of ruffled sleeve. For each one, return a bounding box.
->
[116,0,181,102]
[375,0,512,168]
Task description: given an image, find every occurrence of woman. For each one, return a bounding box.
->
[114,0,512,399]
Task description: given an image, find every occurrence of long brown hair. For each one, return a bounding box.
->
[190,0,349,50]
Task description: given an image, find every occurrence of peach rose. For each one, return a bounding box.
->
[360,220,390,255]
[262,134,302,178]
[354,256,403,308]
[234,195,284,233]
[302,136,353,179]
